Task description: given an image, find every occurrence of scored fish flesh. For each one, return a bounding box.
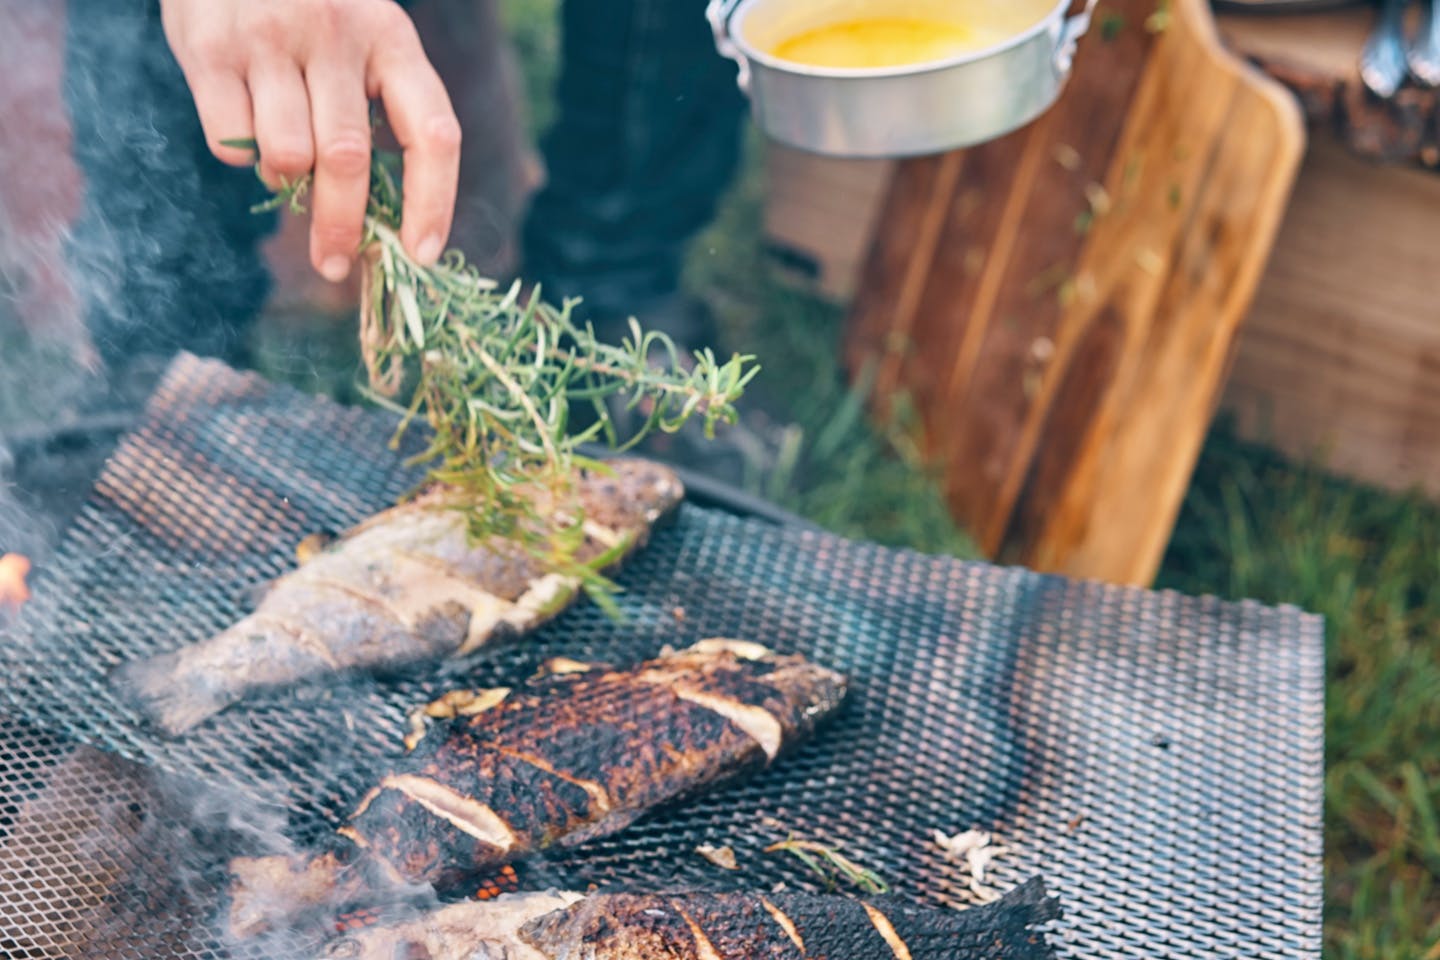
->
[228,640,847,938]
[316,880,1062,960]
[112,459,684,736]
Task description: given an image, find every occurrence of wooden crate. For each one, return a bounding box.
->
[761,146,894,303]
[1224,135,1440,496]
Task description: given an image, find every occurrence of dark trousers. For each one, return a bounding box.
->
[520,0,748,323]
[63,0,278,369]
[61,0,748,369]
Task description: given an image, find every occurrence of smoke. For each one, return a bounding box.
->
[0,0,276,380]
[0,705,455,959]
[0,0,278,559]
[0,0,84,558]
[0,1,537,951]
[57,0,278,371]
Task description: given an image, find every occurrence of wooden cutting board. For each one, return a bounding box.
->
[845,0,1305,586]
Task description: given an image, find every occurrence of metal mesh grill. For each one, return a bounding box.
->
[0,353,1324,958]
[0,717,230,959]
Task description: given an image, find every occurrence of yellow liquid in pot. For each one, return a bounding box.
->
[770,17,990,69]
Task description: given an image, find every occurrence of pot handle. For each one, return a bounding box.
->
[707,0,752,93]
[1055,0,1102,76]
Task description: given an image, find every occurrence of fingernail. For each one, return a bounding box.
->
[415,235,443,266]
[320,256,351,283]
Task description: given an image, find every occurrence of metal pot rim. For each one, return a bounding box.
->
[728,0,1071,80]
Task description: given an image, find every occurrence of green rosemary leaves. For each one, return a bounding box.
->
[237,141,759,611]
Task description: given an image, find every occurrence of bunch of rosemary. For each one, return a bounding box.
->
[236,142,758,611]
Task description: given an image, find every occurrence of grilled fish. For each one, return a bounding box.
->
[317,881,1061,960]
[113,459,684,736]
[228,640,847,937]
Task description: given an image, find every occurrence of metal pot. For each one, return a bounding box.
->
[708,0,1101,158]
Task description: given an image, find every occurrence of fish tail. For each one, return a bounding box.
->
[863,877,1063,959]
[111,651,238,737]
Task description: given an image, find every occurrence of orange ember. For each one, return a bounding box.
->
[475,864,520,900]
[0,554,31,610]
[335,905,383,932]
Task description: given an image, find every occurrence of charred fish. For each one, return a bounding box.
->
[112,459,684,736]
[228,640,847,938]
[316,881,1061,960]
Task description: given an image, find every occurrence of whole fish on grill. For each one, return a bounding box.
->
[228,640,847,937]
[112,459,684,736]
[315,880,1061,959]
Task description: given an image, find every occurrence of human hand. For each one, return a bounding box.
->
[160,0,462,282]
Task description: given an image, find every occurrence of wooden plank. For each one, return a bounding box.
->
[1002,13,1253,568]
[1216,7,1370,79]
[933,6,1166,551]
[766,6,1440,506]
[1017,64,1305,576]
[759,6,1440,315]
[1221,134,1440,495]
[848,0,1161,503]
[845,0,1305,586]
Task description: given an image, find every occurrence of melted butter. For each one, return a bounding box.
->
[770,17,996,69]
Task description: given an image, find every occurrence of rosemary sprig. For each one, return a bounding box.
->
[765,838,890,895]
[231,139,759,610]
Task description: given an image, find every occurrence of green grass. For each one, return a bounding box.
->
[259,3,1440,954]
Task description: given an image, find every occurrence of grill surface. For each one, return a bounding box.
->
[0,353,1324,958]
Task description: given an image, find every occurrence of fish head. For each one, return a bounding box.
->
[575,459,685,532]
[684,639,850,743]
[755,652,849,740]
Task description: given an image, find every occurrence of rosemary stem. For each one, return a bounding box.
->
[244,147,758,611]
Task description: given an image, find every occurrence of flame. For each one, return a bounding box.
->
[0,553,32,610]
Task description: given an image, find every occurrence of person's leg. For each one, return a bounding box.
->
[63,0,278,384]
[404,0,539,280]
[519,0,748,347]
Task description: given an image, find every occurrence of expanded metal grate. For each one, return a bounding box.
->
[0,353,1324,958]
[0,717,233,959]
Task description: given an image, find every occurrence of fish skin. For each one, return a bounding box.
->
[111,459,684,736]
[314,881,1061,960]
[227,642,847,939]
[346,641,847,890]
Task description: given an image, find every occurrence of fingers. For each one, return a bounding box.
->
[306,54,373,282]
[171,0,460,279]
[248,58,314,190]
[186,69,257,167]
[370,33,461,266]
